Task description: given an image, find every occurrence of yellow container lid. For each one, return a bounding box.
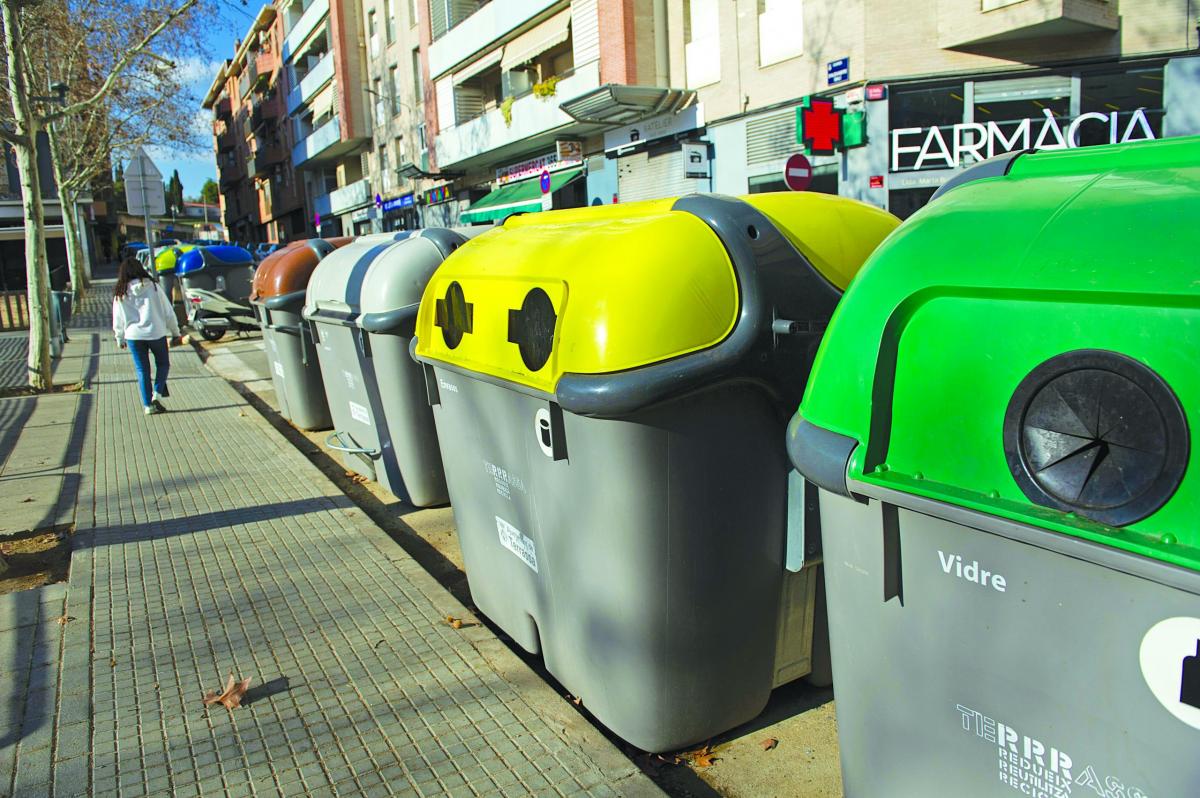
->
[414,193,898,406]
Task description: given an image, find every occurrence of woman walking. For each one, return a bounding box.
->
[112,257,180,415]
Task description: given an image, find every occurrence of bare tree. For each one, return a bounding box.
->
[0,0,197,390]
[26,0,206,302]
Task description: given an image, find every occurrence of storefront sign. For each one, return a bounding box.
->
[556,139,583,163]
[866,84,887,101]
[424,185,452,205]
[381,194,415,213]
[604,104,706,153]
[797,97,868,155]
[682,142,709,179]
[496,150,583,185]
[350,207,371,223]
[891,108,1157,172]
[827,58,849,86]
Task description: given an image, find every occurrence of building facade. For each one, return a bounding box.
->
[279,0,374,236]
[357,0,430,232]
[203,6,307,245]
[690,0,1200,218]
[418,0,694,225]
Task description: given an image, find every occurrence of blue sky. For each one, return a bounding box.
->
[144,1,264,199]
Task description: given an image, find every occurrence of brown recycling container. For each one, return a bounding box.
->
[251,238,352,429]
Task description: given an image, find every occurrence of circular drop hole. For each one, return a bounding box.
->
[747,225,759,239]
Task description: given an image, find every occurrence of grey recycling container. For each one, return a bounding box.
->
[250,238,351,430]
[788,140,1200,796]
[411,194,900,751]
[303,230,474,507]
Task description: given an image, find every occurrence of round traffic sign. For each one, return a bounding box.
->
[783,153,813,192]
[539,170,552,194]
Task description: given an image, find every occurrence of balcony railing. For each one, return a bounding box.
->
[327,178,371,215]
[282,0,330,63]
[287,53,335,114]
[292,117,341,167]
[248,143,285,177]
[435,60,598,168]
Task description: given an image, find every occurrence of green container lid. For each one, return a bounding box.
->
[792,135,1200,571]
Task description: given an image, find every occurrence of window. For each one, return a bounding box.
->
[390,65,403,116]
[683,0,719,89]
[380,146,392,191]
[368,10,380,58]
[412,48,424,107]
[758,0,803,67]
[409,0,418,28]
[386,0,397,43]
[374,78,386,125]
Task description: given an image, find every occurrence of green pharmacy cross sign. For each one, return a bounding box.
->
[796,96,867,156]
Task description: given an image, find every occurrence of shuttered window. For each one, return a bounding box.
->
[745,110,796,166]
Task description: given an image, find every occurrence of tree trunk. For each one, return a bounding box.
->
[46,125,90,302]
[3,0,53,390]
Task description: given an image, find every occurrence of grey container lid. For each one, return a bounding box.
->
[303,233,413,321]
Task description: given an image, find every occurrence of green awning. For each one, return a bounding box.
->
[460,168,583,224]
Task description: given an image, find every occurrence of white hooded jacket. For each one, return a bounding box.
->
[112,278,180,342]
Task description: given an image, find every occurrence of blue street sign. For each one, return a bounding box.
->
[375,193,382,208]
[827,57,849,86]
[539,170,551,194]
[381,194,415,213]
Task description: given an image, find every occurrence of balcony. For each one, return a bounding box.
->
[311,190,333,219]
[292,117,341,167]
[428,0,560,79]
[435,60,598,168]
[218,158,246,188]
[282,0,330,63]
[938,0,1118,49]
[287,53,335,114]
[251,99,280,131]
[327,178,371,215]
[248,143,285,177]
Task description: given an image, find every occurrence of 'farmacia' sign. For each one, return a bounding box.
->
[891,108,1157,172]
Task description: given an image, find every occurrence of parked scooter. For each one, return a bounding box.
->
[176,245,258,342]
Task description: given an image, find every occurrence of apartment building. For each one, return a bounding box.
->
[418,0,696,224]
[358,0,430,231]
[279,0,374,236]
[678,0,1200,218]
[202,6,307,244]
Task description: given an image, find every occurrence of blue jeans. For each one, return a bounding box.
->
[128,337,170,407]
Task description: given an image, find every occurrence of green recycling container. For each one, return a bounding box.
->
[413,193,899,751]
[788,137,1200,797]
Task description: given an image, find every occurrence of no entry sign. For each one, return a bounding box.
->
[783,153,813,192]
[540,170,552,194]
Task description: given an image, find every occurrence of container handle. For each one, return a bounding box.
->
[325,431,379,456]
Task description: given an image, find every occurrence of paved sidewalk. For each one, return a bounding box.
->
[2,281,661,797]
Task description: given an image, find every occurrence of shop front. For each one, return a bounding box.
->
[878,58,1199,218]
[603,105,711,203]
[380,194,420,232]
[459,145,586,225]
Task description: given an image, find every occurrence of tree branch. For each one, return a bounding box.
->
[40,0,198,124]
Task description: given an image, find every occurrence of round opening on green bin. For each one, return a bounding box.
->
[507,288,557,372]
[1003,350,1189,527]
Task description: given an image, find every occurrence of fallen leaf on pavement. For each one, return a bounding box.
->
[54,615,75,625]
[238,411,246,418]
[21,497,32,503]
[445,615,463,629]
[761,737,779,751]
[643,752,684,769]
[203,673,252,711]
[688,743,718,768]
[568,694,582,706]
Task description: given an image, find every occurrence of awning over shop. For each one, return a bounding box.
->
[501,10,571,70]
[460,168,583,224]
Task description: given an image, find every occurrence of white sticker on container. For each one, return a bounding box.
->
[496,516,537,573]
[344,370,356,390]
[349,401,371,425]
[273,361,284,378]
[1140,616,1200,730]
